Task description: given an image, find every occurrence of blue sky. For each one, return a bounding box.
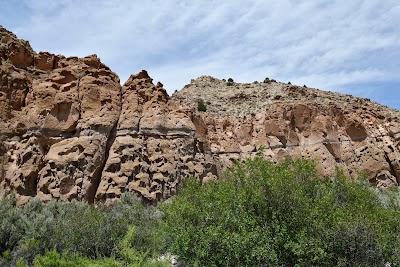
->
[1,0,399,110]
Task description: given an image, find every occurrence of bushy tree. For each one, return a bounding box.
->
[161,157,400,266]
[197,101,207,112]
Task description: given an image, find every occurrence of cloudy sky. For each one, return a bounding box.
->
[1,0,399,109]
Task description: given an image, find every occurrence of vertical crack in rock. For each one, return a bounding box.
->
[86,119,119,203]
[76,73,83,130]
[384,153,399,184]
[0,140,6,185]
[85,74,123,204]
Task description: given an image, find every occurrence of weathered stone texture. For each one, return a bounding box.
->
[1,26,399,204]
[173,76,400,189]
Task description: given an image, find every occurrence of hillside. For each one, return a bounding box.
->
[0,26,399,204]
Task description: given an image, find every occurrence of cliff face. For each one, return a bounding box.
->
[0,26,122,204]
[0,27,399,204]
[173,76,400,188]
[94,71,216,203]
[0,26,216,204]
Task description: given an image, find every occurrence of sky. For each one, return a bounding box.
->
[1,0,399,110]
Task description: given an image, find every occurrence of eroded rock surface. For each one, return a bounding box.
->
[95,71,217,203]
[1,26,399,204]
[0,26,122,204]
[173,76,400,188]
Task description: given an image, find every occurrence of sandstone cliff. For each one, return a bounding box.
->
[0,26,399,204]
[0,26,216,204]
[173,77,400,188]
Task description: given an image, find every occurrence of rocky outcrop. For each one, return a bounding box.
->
[0,26,217,204]
[1,26,399,204]
[173,76,400,188]
[0,26,121,204]
[95,71,216,203]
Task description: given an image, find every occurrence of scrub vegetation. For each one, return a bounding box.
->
[1,157,400,266]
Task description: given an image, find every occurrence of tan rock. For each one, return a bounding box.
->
[173,75,400,188]
[34,52,54,71]
[1,26,400,205]
[95,73,217,202]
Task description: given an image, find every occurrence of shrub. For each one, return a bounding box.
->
[76,71,86,80]
[161,157,400,266]
[288,81,291,84]
[0,193,164,265]
[227,78,234,86]
[31,225,169,267]
[1,250,11,262]
[263,77,270,83]
[197,101,207,112]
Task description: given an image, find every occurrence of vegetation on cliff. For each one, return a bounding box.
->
[1,157,400,266]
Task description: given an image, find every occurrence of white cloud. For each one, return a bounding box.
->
[2,0,399,108]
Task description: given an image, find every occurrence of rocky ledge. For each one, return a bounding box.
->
[0,26,399,204]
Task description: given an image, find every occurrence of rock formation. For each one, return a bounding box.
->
[173,77,400,188]
[0,26,399,204]
[94,71,216,202]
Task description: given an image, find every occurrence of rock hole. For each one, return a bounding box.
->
[21,152,32,165]
[277,136,287,147]
[345,122,367,141]
[106,163,121,173]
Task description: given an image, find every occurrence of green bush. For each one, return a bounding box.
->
[2,158,400,266]
[197,101,207,112]
[32,226,169,267]
[161,157,400,266]
[1,250,11,262]
[0,193,164,266]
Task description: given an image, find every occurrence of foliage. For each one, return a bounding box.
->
[1,249,11,262]
[197,101,207,112]
[33,250,115,267]
[76,71,86,80]
[2,157,400,266]
[263,77,270,83]
[31,227,169,267]
[0,193,164,266]
[227,78,234,86]
[161,157,400,266]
